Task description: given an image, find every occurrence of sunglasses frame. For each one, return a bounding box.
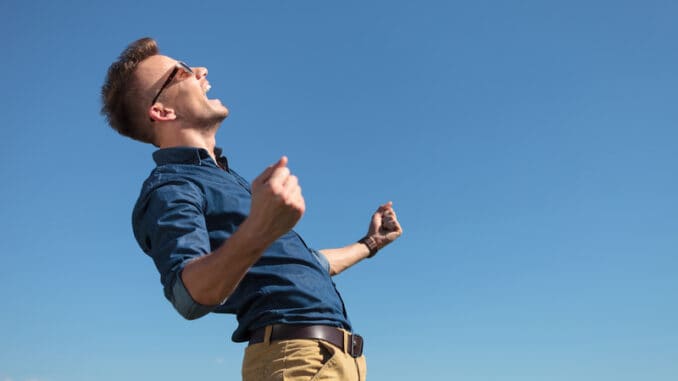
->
[150,61,193,106]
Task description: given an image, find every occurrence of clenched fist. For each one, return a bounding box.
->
[247,156,305,245]
[366,201,403,252]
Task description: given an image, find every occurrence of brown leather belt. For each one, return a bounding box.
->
[248,324,364,358]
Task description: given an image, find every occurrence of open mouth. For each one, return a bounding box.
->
[202,82,223,106]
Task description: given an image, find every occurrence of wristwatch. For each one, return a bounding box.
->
[358,236,379,258]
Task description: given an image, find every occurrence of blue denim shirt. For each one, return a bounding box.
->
[132,147,351,342]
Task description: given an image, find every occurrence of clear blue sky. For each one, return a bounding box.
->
[1,1,676,380]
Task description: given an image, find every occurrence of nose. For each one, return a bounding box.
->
[194,67,208,79]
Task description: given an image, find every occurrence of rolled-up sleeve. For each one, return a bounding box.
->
[133,180,217,320]
[311,248,331,274]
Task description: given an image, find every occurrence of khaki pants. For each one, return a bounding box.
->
[242,336,367,381]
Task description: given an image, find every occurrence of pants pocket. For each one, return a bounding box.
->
[282,339,336,381]
[243,339,347,381]
[309,341,343,381]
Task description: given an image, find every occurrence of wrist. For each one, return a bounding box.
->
[237,218,277,253]
[358,236,379,258]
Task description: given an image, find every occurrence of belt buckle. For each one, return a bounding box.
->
[348,333,364,358]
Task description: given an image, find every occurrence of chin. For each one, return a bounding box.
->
[209,99,229,116]
[211,107,230,124]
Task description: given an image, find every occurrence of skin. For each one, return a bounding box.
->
[134,54,403,306]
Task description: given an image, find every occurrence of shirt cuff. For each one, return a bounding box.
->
[170,272,219,320]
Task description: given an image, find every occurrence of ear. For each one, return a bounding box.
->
[148,103,177,122]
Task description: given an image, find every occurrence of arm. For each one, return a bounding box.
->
[181,156,305,306]
[139,156,305,318]
[320,201,403,276]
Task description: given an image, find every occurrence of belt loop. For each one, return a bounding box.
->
[263,325,273,345]
[342,329,349,354]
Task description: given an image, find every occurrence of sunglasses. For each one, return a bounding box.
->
[150,61,194,106]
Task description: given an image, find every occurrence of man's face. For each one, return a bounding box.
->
[137,54,229,127]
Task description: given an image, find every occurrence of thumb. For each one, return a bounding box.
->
[255,156,288,184]
[371,207,383,229]
[377,201,393,213]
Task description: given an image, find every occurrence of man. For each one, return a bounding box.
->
[101,37,402,381]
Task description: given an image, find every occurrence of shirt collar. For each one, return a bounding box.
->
[152,146,229,170]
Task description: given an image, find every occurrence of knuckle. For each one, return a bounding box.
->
[268,182,280,193]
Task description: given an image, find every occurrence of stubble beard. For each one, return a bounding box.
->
[194,106,228,131]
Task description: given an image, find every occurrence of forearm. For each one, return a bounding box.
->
[320,242,371,276]
[321,201,403,276]
[180,218,274,306]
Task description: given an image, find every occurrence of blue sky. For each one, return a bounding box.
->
[1,1,676,380]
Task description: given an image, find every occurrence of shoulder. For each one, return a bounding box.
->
[131,172,208,250]
[133,171,207,219]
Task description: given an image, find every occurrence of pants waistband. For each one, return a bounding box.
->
[248,324,364,358]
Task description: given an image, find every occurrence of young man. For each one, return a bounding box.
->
[101,37,402,381]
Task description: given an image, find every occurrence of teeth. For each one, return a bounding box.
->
[204,84,211,94]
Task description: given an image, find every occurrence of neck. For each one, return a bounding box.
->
[156,123,219,163]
